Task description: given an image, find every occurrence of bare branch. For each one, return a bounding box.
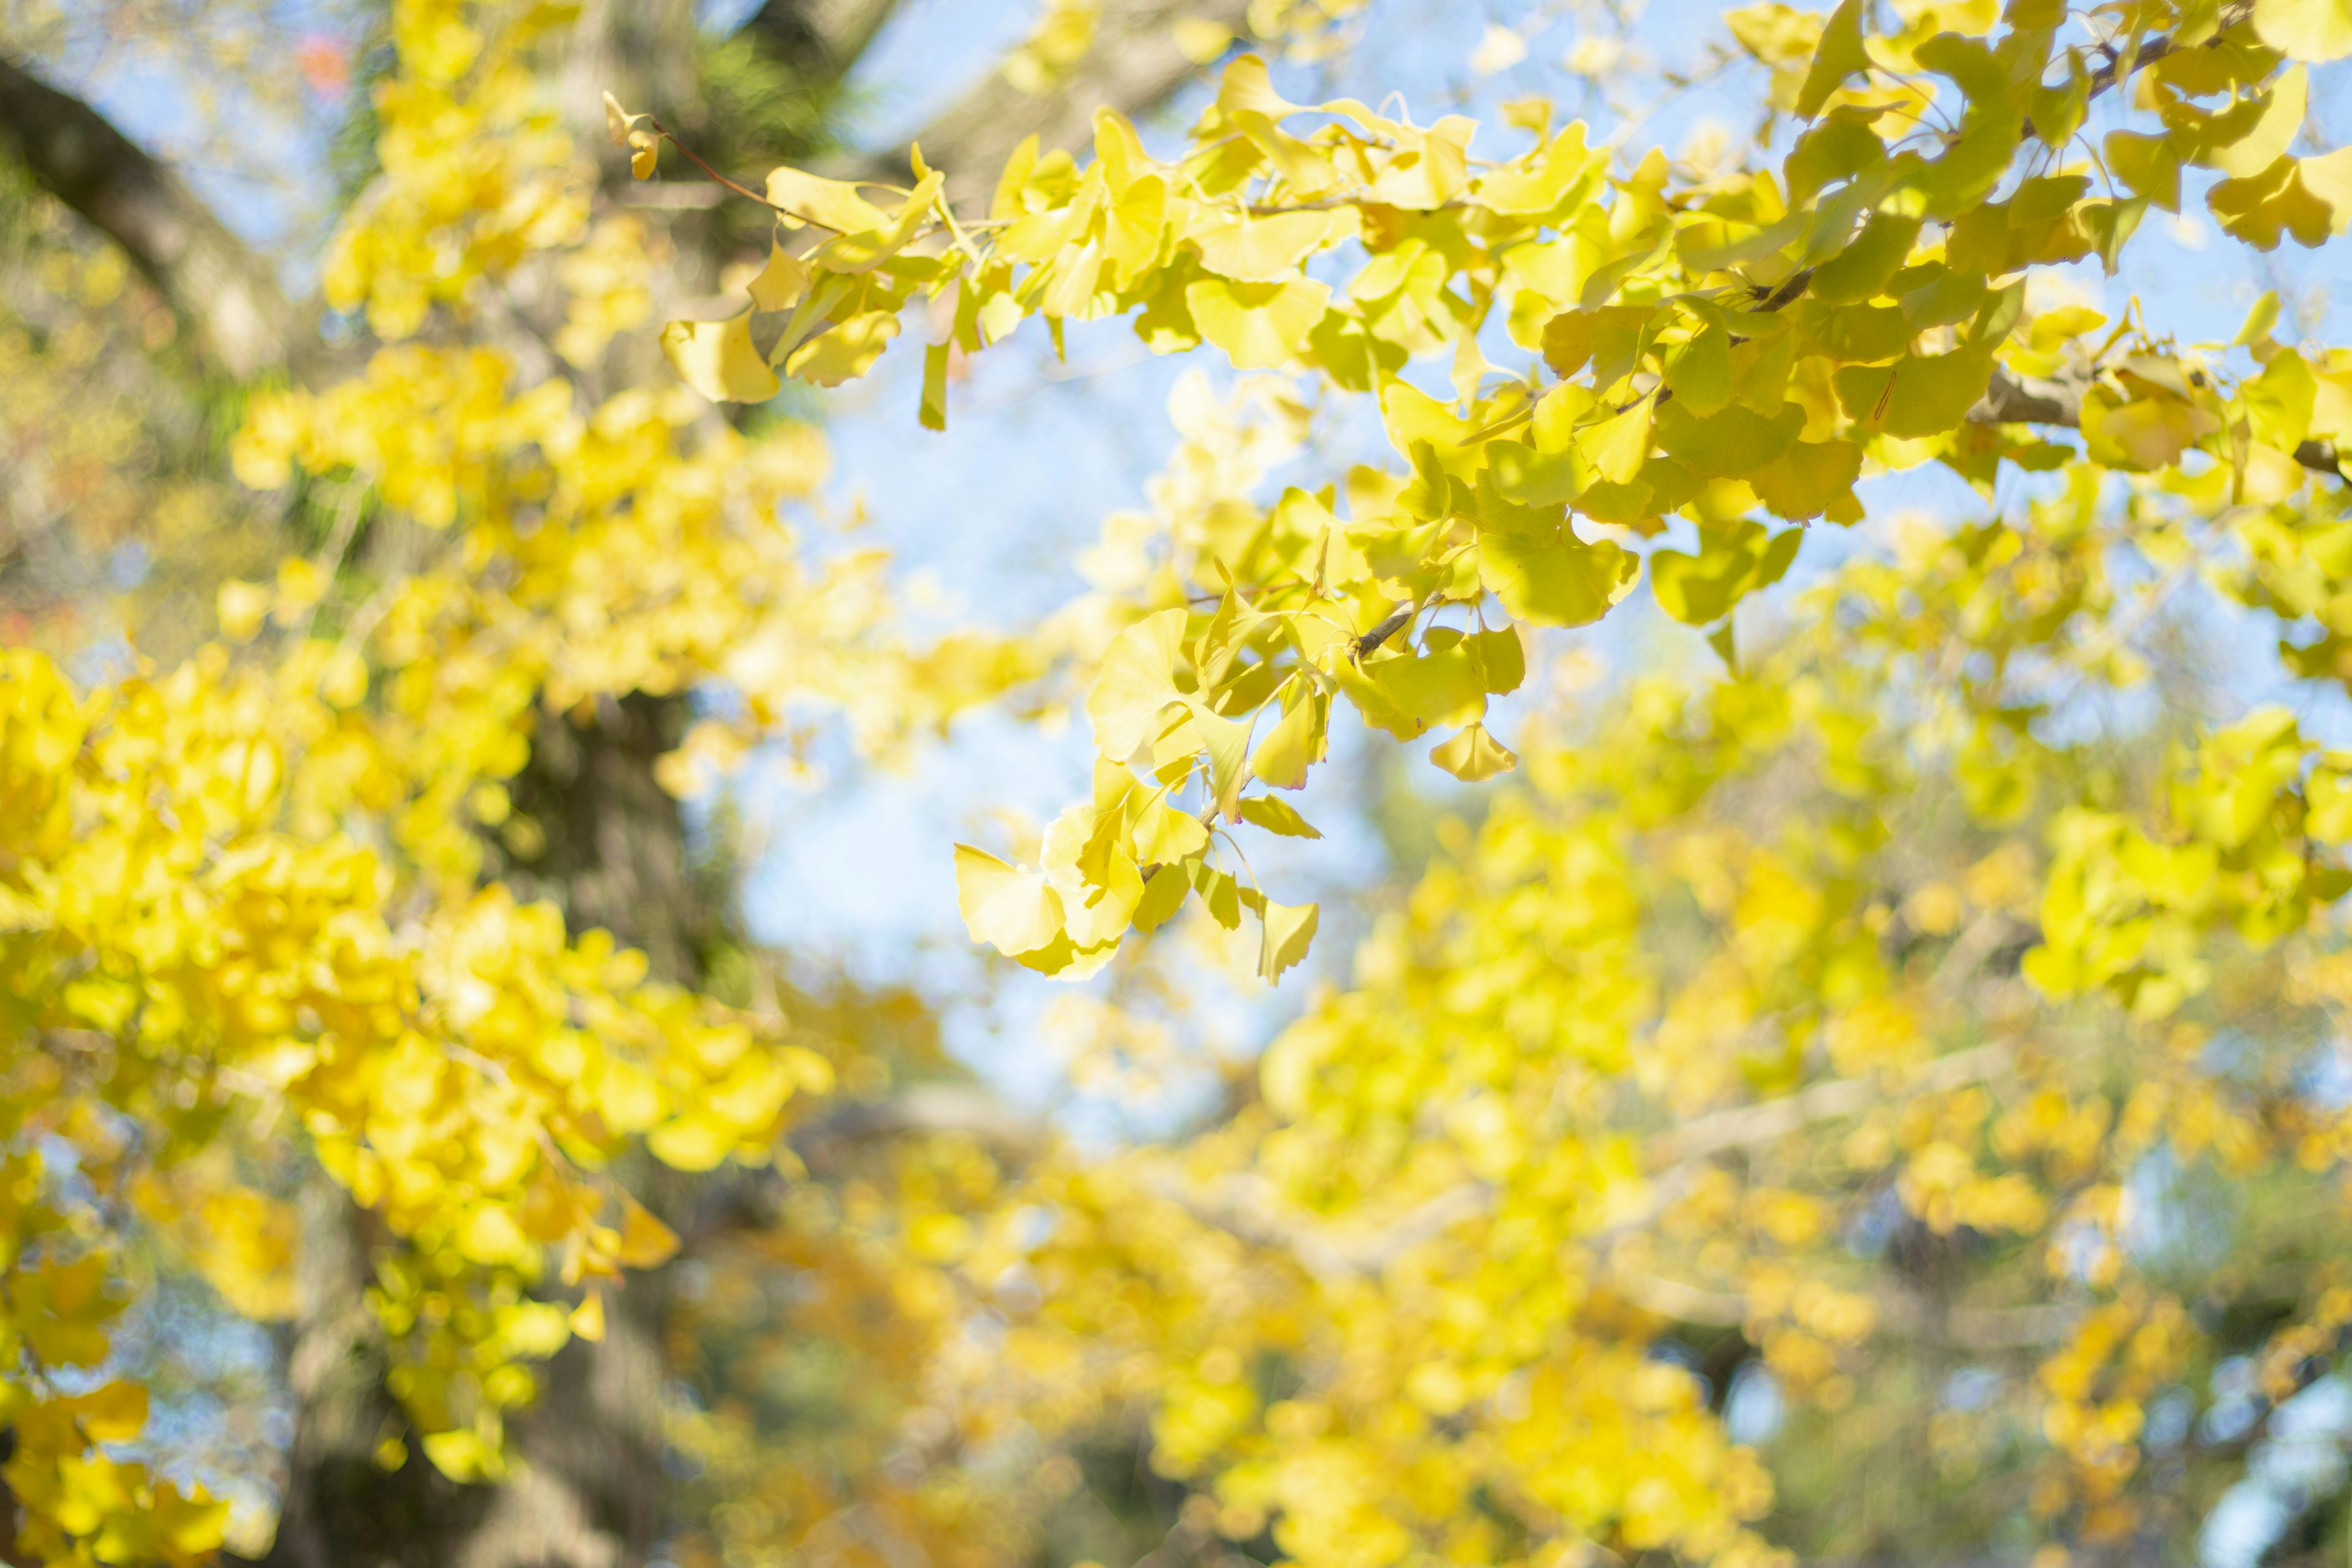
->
[0,52,300,380]
[1973,366,2346,480]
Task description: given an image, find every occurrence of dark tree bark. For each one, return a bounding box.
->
[0,53,300,379]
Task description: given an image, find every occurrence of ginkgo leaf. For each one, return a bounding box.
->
[766,166,889,233]
[2105,130,2183,211]
[603,91,657,178]
[1237,795,1322,839]
[2209,67,2308,179]
[2080,389,2222,470]
[1666,325,1733,417]
[1583,402,1654,485]
[614,1197,680,1268]
[1430,722,1518,781]
[1186,277,1332,368]
[1250,688,1327,788]
[661,315,780,403]
[1257,899,1319,982]
[1188,701,1254,820]
[1480,529,1635,627]
[1473,625,1526,693]
[952,845,1067,957]
[1089,609,1189,760]
[785,311,902,387]
[1132,865,1190,932]
[1832,347,1994,439]
[1133,793,1211,862]
[745,240,812,312]
[1368,643,1485,726]
[2255,0,2352,61]
[1795,0,1868,118]
[1191,209,1352,282]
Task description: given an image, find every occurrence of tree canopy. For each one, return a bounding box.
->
[4,1,2352,1567]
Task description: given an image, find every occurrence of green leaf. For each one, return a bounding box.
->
[1666,324,1734,417]
[1833,347,1996,439]
[1480,527,1635,627]
[1653,401,1803,480]
[1811,210,1922,304]
[1366,643,1484,726]
[2105,130,2183,211]
[1751,439,1863,522]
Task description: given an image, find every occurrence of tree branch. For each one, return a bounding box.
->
[842,0,1253,203]
[0,52,300,380]
[1973,366,2346,480]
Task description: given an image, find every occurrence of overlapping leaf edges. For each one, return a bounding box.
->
[652,0,2352,979]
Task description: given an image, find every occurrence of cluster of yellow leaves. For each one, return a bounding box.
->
[889,481,2352,1564]
[0,0,1070,1536]
[644,0,2352,981]
[0,644,837,1494]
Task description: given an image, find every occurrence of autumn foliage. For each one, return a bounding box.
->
[6,0,2352,1564]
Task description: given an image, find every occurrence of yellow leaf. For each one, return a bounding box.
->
[615,1196,680,1268]
[1430,722,1519,782]
[1173,17,1234,61]
[1186,276,1332,369]
[662,314,780,403]
[766,165,889,233]
[2256,0,2352,60]
[217,579,270,643]
[1191,209,1351,282]
[69,1382,148,1442]
[1480,527,1635,627]
[1257,899,1319,983]
[745,241,810,312]
[421,1431,492,1483]
[570,1291,606,1343]
[2210,67,2307,179]
[1796,0,1869,118]
[1088,608,1188,760]
[785,311,902,387]
[1249,689,1327,789]
[648,1114,736,1172]
[952,845,1068,957]
[1187,702,1254,820]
